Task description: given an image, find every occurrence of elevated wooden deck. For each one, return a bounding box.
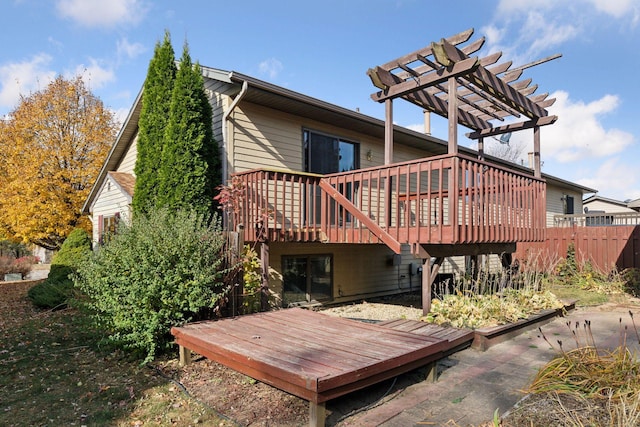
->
[171,308,469,427]
[230,153,546,255]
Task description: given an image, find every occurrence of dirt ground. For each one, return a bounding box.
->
[159,347,436,426]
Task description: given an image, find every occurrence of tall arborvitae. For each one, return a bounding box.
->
[132,31,177,215]
[157,42,218,216]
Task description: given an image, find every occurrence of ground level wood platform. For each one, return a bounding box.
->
[171,307,465,427]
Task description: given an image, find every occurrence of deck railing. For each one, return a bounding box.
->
[231,153,546,248]
[554,212,640,227]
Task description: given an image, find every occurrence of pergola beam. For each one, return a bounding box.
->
[465,115,558,140]
[369,57,480,102]
[378,28,474,72]
[406,89,492,130]
[438,38,548,119]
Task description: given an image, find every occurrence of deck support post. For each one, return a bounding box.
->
[425,361,437,383]
[309,401,326,427]
[422,256,445,316]
[422,256,431,315]
[260,242,270,311]
[178,345,192,367]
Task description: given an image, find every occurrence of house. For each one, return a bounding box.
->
[82,29,595,312]
[562,194,640,226]
[583,194,640,214]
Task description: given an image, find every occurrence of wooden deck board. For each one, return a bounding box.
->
[378,319,475,350]
[171,308,451,405]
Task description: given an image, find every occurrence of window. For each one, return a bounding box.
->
[303,129,360,224]
[282,254,332,306]
[98,213,120,244]
[304,129,359,174]
[563,195,575,214]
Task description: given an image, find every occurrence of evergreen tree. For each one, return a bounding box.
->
[158,42,218,216]
[132,31,177,214]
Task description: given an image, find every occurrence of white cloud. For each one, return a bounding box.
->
[496,0,555,16]
[111,107,130,127]
[588,0,638,18]
[72,58,115,89]
[258,58,283,79]
[521,12,579,56]
[55,0,146,28]
[117,37,146,61]
[404,123,425,133]
[482,24,506,47]
[542,90,634,162]
[576,158,640,200]
[0,54,56,111]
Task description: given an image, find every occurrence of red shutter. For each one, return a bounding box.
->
[97,215,104,245]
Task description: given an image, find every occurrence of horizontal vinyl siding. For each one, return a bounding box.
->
[229,101,441,175]
[230,103,303,172]
[205,79,236,147]
[206,79,239,184]
[116,134,137,174]
[585,200,634,213]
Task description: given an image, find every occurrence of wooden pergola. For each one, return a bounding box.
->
[366,28,559,179]
[366,28,560,311]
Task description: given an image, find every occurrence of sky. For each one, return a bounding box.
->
[2,0,640,202]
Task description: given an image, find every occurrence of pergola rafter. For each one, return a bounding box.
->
[367,27,560,179]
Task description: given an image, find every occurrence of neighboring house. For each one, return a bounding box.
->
[568,194,640,226]
[82,31,594,310]
[584,195,638,213]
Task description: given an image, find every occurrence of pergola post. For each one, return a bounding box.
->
[447,77,458,155]
[533,125,541,178]
[384,99,393,164]
[477,137,484,160]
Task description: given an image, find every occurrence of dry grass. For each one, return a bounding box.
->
[503,313,640,427]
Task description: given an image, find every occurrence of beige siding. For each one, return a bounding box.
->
[116,134,137,174]
[584,200,634,213]
[228,101,439,175]
[205,79,239,184]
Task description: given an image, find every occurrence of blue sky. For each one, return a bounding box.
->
[2,0,640,201]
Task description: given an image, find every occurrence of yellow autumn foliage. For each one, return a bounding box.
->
[0,75,117,250]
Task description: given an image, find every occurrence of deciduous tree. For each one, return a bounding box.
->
[132,31,177,215]
[0,76,116,250]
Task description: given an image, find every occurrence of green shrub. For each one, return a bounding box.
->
[73,208,228,363]
[28,228,91,308]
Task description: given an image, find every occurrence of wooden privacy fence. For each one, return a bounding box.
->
[515,225,640,272]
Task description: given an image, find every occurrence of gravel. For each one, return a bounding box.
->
[318,294,424,322]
